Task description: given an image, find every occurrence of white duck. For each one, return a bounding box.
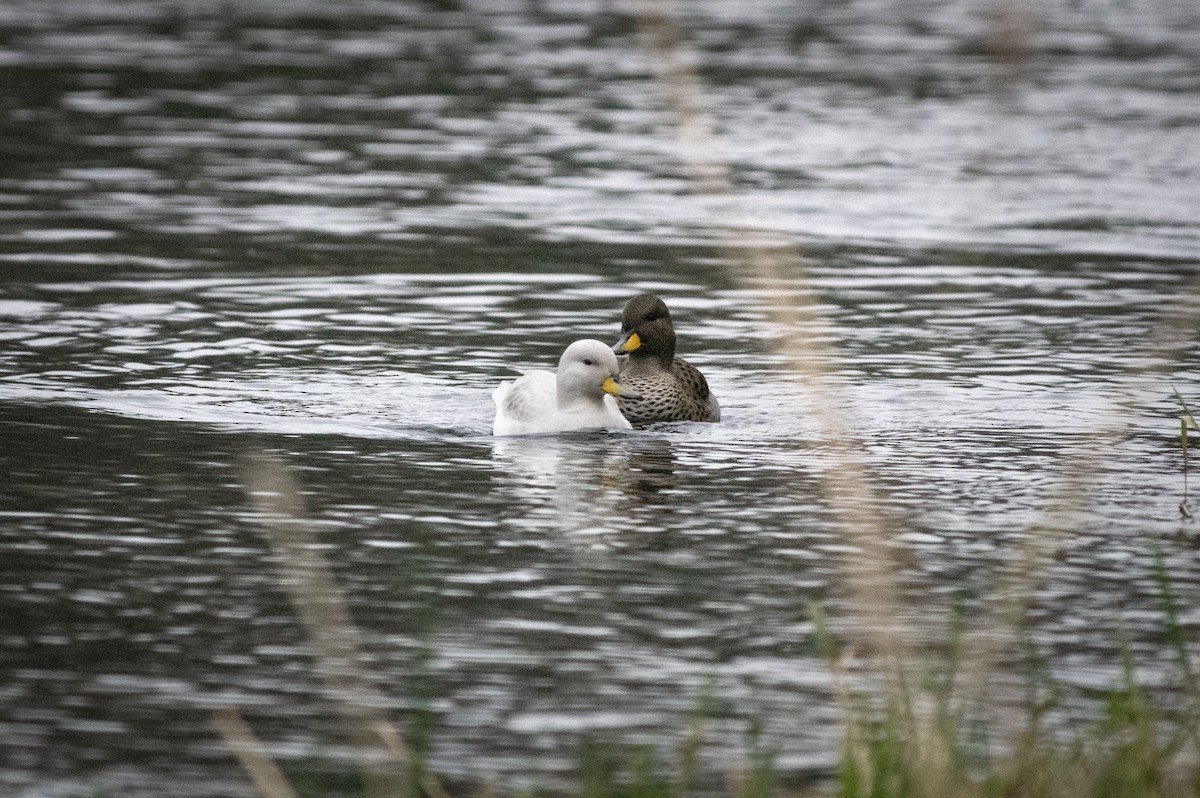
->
[492,339,638,435]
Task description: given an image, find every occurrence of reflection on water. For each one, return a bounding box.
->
[492,434,682,538]
[2,0,1200,795]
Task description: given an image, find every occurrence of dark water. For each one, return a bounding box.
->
[2,1,1200,796]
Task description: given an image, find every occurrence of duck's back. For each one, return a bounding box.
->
[493,371,557,435]
[616,357,720,423]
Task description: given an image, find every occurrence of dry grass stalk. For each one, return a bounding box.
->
[635,0,911,678]
[239,450,449,798]
[211,706,303,798]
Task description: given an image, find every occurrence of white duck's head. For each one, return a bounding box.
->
[555,339,638,407]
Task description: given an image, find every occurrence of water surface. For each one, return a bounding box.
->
[2,1,1199,796]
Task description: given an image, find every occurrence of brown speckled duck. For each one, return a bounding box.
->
[611,294,720,424]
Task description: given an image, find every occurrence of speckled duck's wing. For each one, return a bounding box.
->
[615,358,719,423]
[492,370,557,435]
[671,358,720,422]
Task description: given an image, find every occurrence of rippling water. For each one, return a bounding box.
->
[2,1,1199,796]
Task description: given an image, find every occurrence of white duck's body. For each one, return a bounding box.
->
[492,340,635,436]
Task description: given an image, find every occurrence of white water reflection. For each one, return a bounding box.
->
[491,433,685,539]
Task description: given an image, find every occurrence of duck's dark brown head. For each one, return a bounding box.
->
[612,293,675,368]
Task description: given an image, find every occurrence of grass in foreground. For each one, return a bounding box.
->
[217,450,1200,798]
[819,551,1199,798]
[205,574,1199,798]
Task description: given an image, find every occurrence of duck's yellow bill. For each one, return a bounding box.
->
[620,332,641,352]
[602,377,641,400]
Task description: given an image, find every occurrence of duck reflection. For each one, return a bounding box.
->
[489,433,678,538]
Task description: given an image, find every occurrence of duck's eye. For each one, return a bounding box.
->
[583,358,594,366]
